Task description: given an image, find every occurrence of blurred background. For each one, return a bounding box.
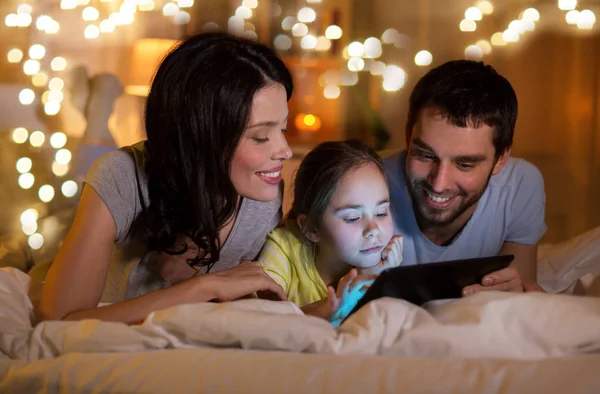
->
[0,0,599,274]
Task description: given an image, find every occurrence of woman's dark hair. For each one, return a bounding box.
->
[288,139,384,234]
[144,32,293,270]
[406,60,517,157]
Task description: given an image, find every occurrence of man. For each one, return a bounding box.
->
[383,60,546,294]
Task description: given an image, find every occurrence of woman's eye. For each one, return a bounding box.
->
[252,137,269,144]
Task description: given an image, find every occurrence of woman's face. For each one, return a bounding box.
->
[230,83,292,202]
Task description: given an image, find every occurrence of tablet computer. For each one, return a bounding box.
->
[343,254,514,321]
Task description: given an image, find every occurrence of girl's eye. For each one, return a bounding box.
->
[343,217,360,224]
[375,211,389,218]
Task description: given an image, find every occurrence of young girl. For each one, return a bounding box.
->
[259,140,403,324]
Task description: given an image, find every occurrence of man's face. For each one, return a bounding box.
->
[405,107,509,228]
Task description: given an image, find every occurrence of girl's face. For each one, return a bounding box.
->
[230,83,292,202]
[317,163,394,268]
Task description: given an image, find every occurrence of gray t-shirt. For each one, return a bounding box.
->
[84,142,282,303]
[383,150,547,265]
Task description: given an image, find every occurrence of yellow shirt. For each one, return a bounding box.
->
[258,226,328,307]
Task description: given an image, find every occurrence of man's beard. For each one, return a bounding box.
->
[406,171,492,229]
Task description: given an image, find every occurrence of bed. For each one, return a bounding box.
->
[1,226,600,393]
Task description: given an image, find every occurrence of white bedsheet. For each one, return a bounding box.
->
[2,267,600,363]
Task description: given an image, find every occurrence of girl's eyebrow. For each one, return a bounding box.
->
[334,199,390,213]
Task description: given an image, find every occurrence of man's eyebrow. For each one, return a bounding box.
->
[412,138,436,152]
[455,155,487,162]
[247,112,290,129]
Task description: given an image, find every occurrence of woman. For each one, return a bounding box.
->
[38,32,293,324]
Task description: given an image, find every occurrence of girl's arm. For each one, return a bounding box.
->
[38,186,283,324]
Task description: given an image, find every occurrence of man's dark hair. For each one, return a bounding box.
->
[406,60,517,156]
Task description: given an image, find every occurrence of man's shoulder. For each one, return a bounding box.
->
[490,157,544,188]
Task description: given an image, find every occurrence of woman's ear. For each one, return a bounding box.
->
[297,214,320,243]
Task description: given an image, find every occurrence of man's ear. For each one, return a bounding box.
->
[492,148,511,175]
[297,214,320,243]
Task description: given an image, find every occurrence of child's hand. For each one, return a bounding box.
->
[358,235,403,275]
[301,269,375,322]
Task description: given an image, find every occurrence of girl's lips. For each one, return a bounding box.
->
[360,245,383,254]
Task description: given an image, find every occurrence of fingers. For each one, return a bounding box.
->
[327,286,339,311]
[380,235,403,269]
[463,276,523,296]
[481,266,519,287]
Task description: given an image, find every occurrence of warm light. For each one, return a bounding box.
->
[18,173,35,189]
[558,0,577,11]
[294,113,321,132]
[522,8,540,22]
[383,65,406,88]
[45,101,61,115]
[22,222,37,236]
[465,45,483,60]
[383,78,403,92]
[5,14,18,27]
[235,6,252,19]
[323,85,340,99]
[49,77,65,91]
[28,233,44,250]
[363,37,382,58]
[173,11,190,24]
[82,6,99,21]
[32,72,49,87]
[521,19,535,31]
[228,16,244,34]
[30,131,45,147]
[414,50,433,66]
[7,48,23,63]
[18,4,32,14]
[52,162,69,176]
[16,157,32,173]
[50,132,68,148]
[292,23,308,37]
[578,10,596,29]
[163,3,179,16]
[315,36,331,51]
[460,19,476,32]
[28,44,46,60]
[370,61,386,76]
[41,91,51,105]
[297,7,316,23]
[12,127,28,144]
[139,2,155,11]
[502,29,519,43]
[61,180,78,197]
[19,89,35,105]
[60,0,77,9]
[508,20,526,34]
[476,1,494,15]
[51,57,67,71]
[45,20,60,34]
[282,16,295,31]
[178,0,194,7]
[300,35,317,50]
[465,7,483,21]
[38,185,55,203]
[17,13,32,27]
[56,149,72,164]
[491,32,507,46]
[84,25,100,39]
[325,25,342,40]
[566,10,580,24]
[339,70,359,86]
[36,16,52,31]
[242,0,258,8]
[120,3,136,14]
[23,60,41,75]
[20,209,38,226]
[347,41,365,57]
[274,34,292,50]
[347,57,365,72]
[476,39,492,54]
